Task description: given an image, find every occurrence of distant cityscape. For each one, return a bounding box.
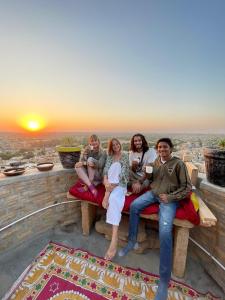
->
[1,132,225,174]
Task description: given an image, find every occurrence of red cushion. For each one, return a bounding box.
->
[69,180,200,225]
[69,180,105,206]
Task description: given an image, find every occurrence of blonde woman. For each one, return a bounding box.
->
[102,138,129,260]
[75,134,106,197]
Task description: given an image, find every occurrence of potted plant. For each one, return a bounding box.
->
[203,139,225,187]
[56,136,81,169]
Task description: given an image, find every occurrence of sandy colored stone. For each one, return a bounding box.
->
[0,170,81,255]
[95,215,147,243]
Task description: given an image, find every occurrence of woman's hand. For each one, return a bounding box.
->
[87,157,95,168]
[103,177,109,186]
[102,197,109,209]
[75,161,84,168]
[105,183,115,192]
[87,160,95,168]
[104,177,116,192]
[159,193,169,203]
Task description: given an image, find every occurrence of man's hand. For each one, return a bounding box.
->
[131,161,139,172]
[159,193,169,203]
[132,181,141,194]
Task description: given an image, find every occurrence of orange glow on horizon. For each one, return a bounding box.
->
[18,114,46,132]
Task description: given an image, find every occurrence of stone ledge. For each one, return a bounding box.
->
[0,164,74,186]
[200,179,225,196]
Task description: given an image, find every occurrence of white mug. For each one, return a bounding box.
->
[87,157,94,163]
[133,157,140,163]
[146,166,153,174]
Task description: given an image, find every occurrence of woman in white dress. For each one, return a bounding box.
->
[102,138,129,260]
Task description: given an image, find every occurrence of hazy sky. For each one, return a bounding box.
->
[0,0,225,133]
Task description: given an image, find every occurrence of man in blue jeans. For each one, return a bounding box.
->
[119,138,192,300]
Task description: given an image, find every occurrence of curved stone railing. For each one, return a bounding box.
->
[0,165,80,253]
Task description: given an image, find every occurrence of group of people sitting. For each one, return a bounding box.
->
[75,133,192,300]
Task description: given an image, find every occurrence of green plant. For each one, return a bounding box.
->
[218,139,225,149]
[60,136,78,147]
[56,136,81,169]
[0,151,15,160]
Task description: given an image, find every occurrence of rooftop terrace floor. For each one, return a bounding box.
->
[0,223,224,299]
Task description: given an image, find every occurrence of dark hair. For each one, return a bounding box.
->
[130,133,149,153]
[108,138,122,156]
[155,138,174,149]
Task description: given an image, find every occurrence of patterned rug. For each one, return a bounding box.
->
[4,241,220,300]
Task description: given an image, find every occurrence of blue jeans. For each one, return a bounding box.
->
[128,191,178,283]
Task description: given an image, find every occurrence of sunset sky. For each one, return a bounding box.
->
[0,0,225,133]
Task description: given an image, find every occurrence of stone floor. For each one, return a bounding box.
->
[0,223,224,299]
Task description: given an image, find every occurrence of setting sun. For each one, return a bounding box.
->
[27,120,41,131]
[18,114,46,132]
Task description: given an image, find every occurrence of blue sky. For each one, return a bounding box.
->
[0,0,225,133]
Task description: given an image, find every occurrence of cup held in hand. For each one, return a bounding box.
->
[133,157,140,162]
[145,165,153,174]
[87,157,94,164]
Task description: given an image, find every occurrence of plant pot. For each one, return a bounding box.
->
[56,146,81,169]
[203,147,225,187]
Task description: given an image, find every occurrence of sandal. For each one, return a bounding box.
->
[88,184,98,198]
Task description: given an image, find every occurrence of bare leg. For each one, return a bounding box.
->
[104,225,118,260]
[87,165,95,183]
[75,166,92,187]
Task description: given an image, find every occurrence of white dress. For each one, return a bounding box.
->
[106,162,127,226]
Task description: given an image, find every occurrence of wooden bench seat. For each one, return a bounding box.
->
[67,161,217,278]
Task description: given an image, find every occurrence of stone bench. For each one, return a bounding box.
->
[67,162,217,278]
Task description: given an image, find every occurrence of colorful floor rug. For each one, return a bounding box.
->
[5,241,220,300]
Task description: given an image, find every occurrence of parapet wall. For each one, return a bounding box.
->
[0,165,80,253]
[190,178,225,292]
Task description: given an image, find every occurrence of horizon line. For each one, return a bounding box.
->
[0,131,225,136]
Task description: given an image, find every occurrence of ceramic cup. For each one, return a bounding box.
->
[146,165,153,174]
